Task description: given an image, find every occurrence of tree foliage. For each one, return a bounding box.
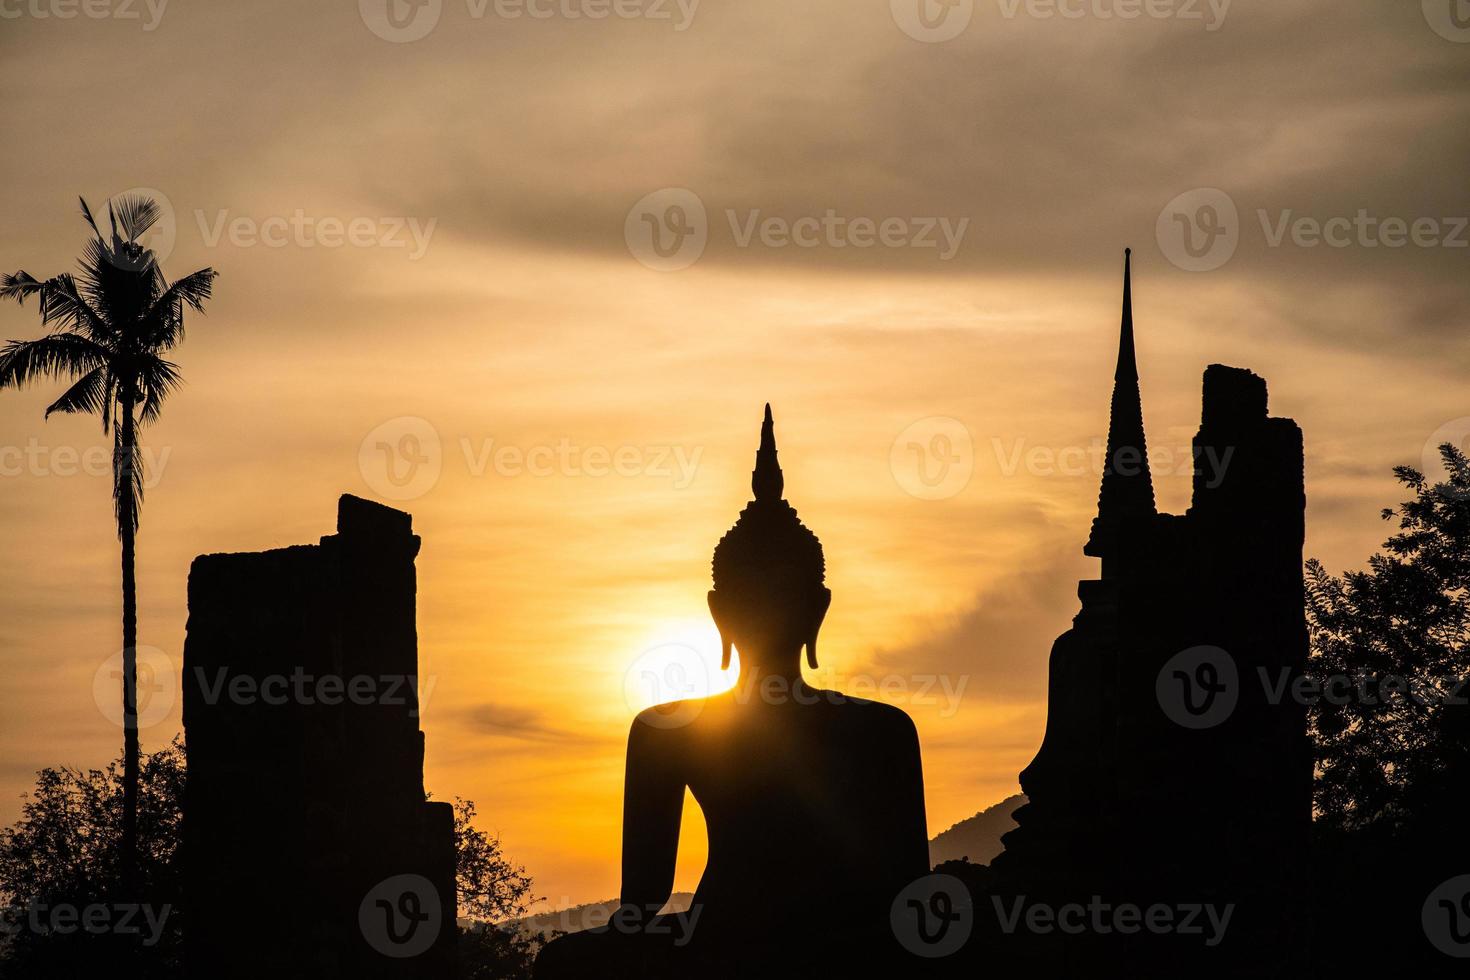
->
[0,744,542,978]
[450,796,544,979]
[1307,443,1470,833]
[452,797,535,922]
[0,740,186,978]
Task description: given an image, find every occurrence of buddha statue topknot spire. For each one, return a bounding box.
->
[710,405,826,669]
[752,403,783,502]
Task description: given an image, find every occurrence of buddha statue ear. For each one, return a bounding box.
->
[806,587,832,670]
[708,590,733,670]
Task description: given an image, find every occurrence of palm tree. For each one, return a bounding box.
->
[0,195,216,890]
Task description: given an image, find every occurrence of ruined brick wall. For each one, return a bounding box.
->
[1111,366,1310,976]
[183,495,456,979]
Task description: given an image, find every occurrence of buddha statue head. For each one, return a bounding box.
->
[709,405,831,674]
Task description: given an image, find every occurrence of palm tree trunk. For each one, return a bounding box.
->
[118,397,140,896]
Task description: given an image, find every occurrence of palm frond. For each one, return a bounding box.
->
[101,369,114,433]
[0,269,114,343]
[0,333,108,390]
[78,197,103,242]
[143,268,217,348]
[75,239,107,302]
[33,274,114,343]
[155,268,216,315]
[0,271,45,304]
[137,358,183,425]
[44,366,112,423]
[100,201,160,287]
[113,428,144,538]
[110,194,162,244]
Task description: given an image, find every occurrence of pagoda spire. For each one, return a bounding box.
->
[1084,249,1155,567]
[1116,246,1137,382]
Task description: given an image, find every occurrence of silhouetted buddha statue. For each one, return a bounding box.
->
[535,406,930,979]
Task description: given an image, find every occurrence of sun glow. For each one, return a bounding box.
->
[620,619,738,716]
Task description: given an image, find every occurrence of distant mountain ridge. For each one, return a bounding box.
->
[928,793,1026,868]
[511,893,695,938]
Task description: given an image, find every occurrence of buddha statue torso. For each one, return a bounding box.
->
[633,683,928,944]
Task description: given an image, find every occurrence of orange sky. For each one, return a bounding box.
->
[1,0,1467,910]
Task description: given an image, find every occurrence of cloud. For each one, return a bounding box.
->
[872,544,1094,704]
[458,702,585,744]
[322,1,1470,286]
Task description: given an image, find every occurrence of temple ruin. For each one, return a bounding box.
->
[182,495,456,978]
[971,252,1312,977]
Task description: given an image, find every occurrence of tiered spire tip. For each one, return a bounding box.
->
[752,403,784,502]
[1116,248,1137,382]
[1084,248,1156,564]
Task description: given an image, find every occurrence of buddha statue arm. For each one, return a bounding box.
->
[886,710,931,883]
[618,714,685,922]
